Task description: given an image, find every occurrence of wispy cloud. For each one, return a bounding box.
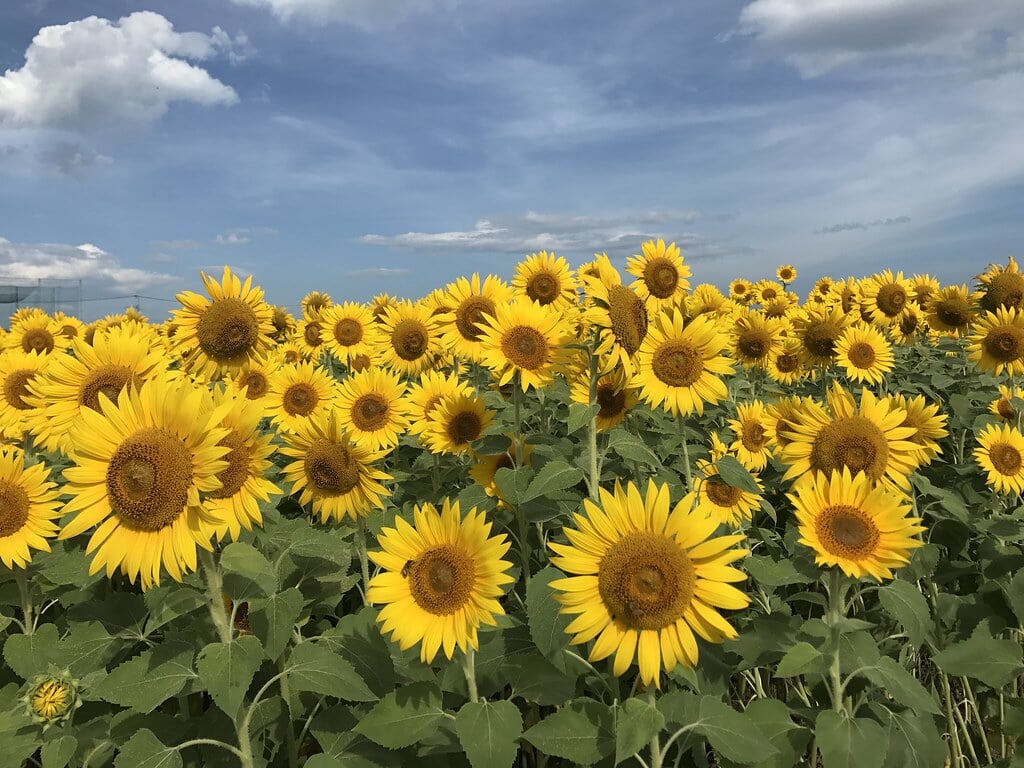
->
[816,216,912,235]
[344,267,410,278]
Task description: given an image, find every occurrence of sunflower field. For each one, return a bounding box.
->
[0,245,1022,768]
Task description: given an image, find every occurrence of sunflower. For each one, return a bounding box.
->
[926,285,974,337]
[375,302,444,376]
[5,314,61,355]
[0,350,50,439]
[569,365,637,433]
[686,459,762,528]
[404,370,474,437]
[777,265,797,284]
[279,412,391,523]
[764,396,824,458]
[335,368,409,451]
[269,305,296,341]
[23,327,169,454]
[172,267,276,380]
[753,280,784,306]
[889,304,926,345]
[835,323,894,385]
[792,305,855,367]
[513,251,579,310]
[974,423,1024,494]
[910,274,940,306]
[688,284,737,320]
[203,390,281,542]
[781,387,920,491]
[468,440,533,504]
[968,307,1024,376]
[58,378,230,589]
[581,267,650,375]
[729,278,753,304]
[297,317,328,361]
[226,350,283,405]
[626,239,691,311]
[887,394,948,465]
[301,291,332,319]
[728,401,772,471]
[989,384,1024,424]
[731,310,787,369]
[439,274,513,362]
[265,360,338,433]
[549,480,750,688]
[811,277,835,300]
[0,448,61,568]
[279,340,308,366]
[975,256,1024,313]
[789,468,924,581]
[859,270,913,326]
[320,302,380,365]
[766,338,808,385]
[51,312,85,345]
[420,391,493,456]
[370,293,399,323]
[632,309,733,417]
[477,300,574,391]
[368,498,514,663]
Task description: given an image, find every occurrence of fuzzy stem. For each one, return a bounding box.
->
[14,569,33,635]
[646,687,663,768]
[676,414,692,491]
[356,518,371,606]
[962,677,993,765]
[279,656,299,768]
[198,548,231,645]
[462,647,479,703]
[825,569,847,714]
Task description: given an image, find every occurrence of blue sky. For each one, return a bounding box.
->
[1,0,1023,320]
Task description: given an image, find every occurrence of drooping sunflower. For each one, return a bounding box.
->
[279,412,392,523]
[781,387,920,491]
[265,360,338,434]
[727,400,772,471]
[859,270,913,327]
[975,256,1024,313]
[549,480,750,688]
[203,390,281,542]
[989,384,1024,424]
[887,394,948,465]
[5,313,61,355]
[731,310,787,369]
[404,370,474,438]
[23,327,169,454]
[626,239,691,311]
[375,302,444,376]
[320,302,380,365]
[777,265,797,284]
[0,350,50,439]
[974,423,1024,495]
[581,266,650,375]
[632,309,733,417]
[968,307,1024,376]
[686,459,762,528]
[926,285,974,337]
[171,267,276,380]
[789,467,924,581]
[420,391,493,456]
[368,498,514,663]
[569,364,637,433]
[834,323,894,385]
[477,300,574,391]
[439,274,514,362]
[0,448,61,569]
[58,378,230,589]
[335,368,409,451]
[513,251,579,311]
[226,350,284,405]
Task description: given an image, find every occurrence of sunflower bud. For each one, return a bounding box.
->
[23,668,81,729]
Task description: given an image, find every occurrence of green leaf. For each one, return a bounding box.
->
[863,657,940,715]
[114,729,182,768]
[606,428,660,465]
[933,621,1024,688]
[744,699,811,768]
[683,695,779,764]
[41,736,76,768]
[775,642,825,678]
[567,403,599,434]
[249,587,304,661]
[353,682,444,749]
[614,698,665,765]
[522,698,615,766]
[220,542,278,601]
[455,700,523,768]
[502,652,575,705]
[875,706,946,768]
[744,555,811,587]
[878,580,931,647]
[815,711,886,768]
[3,621,118,679]
[318,608,396,698]
[196,635,264,718]
[521,461,584,503]
[526,565,571,666]
[1006,569,1024,626]
[287,642,377,701]
[494,466,533,506]
[92,641,195,714]
[715,455,762,494]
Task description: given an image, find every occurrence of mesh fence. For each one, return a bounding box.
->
[0,278,82,320]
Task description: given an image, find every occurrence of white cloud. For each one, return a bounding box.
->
[229,0,461,24]
[0,237,178,292]
[0,12,240,130]
[736,0,1024,75]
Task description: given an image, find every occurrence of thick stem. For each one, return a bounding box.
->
[646,687,663,768]
[825,569,847,714]
[14,569,33,634]
[356,518,371,606]
[511,371,531,589]
[198,548,231,645]
[279,656,299,768]
[587,348,601,499]
[962,677,993,765]
[676,414,692,491]
[462,647,479,704]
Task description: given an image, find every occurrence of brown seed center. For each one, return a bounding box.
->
[990,442,1022,475]
[983,326,1024,362]
[333,318,364,346]
[704,477,743,507]
[875,284,907,316]
[935,298,971,329]
[106,426,193,532]
[352,393,390,432]
[0,481,30,537]
[982,272,1024,312]
[815,504,880,559]
[643,257,679,299]
[598,532,695,630]
[209,430,252,499]
[500,326,548,370]
[305,439,361,494]
[596,384,627,419]
[455,296,496,342]
[239,370,269,399]
[737,328,771,361]
[283,382,319,416]
[526,272,560,304]
[407,545,476,616]
[446,410,483,446]
[776,353,800,373]
[847,341,877,368]
[3,369,38,410]
[741,420,767,451]
[196,298,260,361]
[803,320,840,359]
[392,319,429,361]
[607,285,648,355]
[79,365,136,411]
[651,339,704,387]
[304,322,323,347]
[810,415,889,482]
[21,328,55,354]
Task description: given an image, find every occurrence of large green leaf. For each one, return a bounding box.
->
[522,698,615,766]
[872,706,946,768]
[92,641,195,714]
[286,642,376,701]
[862,657,940,715]
[715,455,762,494]
[220,542,278,601]
[318,608,396,698]
[454,700,523,768]
[657,692,778,765]
[744,699,811,768]
[521,461,584,503]
[614,698,664,766]
[353,682,444,749]
[40,735,76,768]
[494,466,534,506]
[3,621,118,679]
[815,711,886,768]
[526,565,571,666]
[196,635,264,718]
[114,729,182,768]
[933,621,1024,688]
[878,580,931,648]
[249,587,304,661]
[775,642,825,678]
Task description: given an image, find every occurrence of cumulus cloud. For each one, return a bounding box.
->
[816,216,911,234]
[736,0,1024,75]
[230,0,462,24]
[360,210,719,257]
[0,237,178,292]
[0,12,241,130]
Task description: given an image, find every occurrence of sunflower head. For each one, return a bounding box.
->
[626,239,691,309]
[976,256,1024,312]
[301,291,333,319]
[23,668,81,729]
[777,265,797,283]
[513,251,579,309]
[974,423,1024,495]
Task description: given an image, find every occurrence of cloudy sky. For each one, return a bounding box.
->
[1,1,1023,320]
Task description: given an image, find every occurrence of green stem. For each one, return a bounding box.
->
[587,346,601,499]
[279,656,299,768]
[198,548,231,644]
[357,518,371,606]
[676,414,692,491]
[14,568,33,634]
[826,569,847,714]
[431,453,441,496]
[511,371,531,589]
[950,683,983,768]
[646,687,663,768]
[962,677,993,765]
[462,647,479,703]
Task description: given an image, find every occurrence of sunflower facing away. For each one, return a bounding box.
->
[367,498,514,663]
[625,239,691,311]
[550,480,750,688]
[0,448,62,569]
[581,262,650,375]
[279,412,392,523]
[477,299,575,391]
[58,378,230,589]
[632,309,733,417]
[513,251,579,310]
[335,368,409,451]
[789,467,925,581]
[968,307,1024,376]
[974,423,1024,495]
[834,323,894,385]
